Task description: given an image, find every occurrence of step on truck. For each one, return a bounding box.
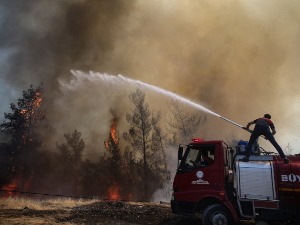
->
[171,138,300,225]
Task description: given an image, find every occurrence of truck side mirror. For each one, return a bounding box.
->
[178,145,183,161]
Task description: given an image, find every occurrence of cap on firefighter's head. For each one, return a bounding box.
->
[264,114,271,119]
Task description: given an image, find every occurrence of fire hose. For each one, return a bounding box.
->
[219,116,267,140]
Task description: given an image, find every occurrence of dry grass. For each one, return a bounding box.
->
[0,197,97,210]
[0,197,174,225]
[0,197,99,225]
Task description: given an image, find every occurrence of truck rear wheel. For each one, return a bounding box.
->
[202,203,231,225]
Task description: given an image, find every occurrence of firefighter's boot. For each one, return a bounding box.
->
[284,157,290,164]
[241,156,249,162]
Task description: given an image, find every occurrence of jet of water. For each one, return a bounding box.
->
[71,70,220,116]
[70,70,243,128]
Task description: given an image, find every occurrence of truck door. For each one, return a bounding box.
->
[175,143,222,202]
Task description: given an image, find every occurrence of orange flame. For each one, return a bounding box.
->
[20,91,44,121]
[1,174,33,198]
[34,92,43,107]
[107,183,121,200]
[104,118,119,150]
[2,178,19,198]
[110,118,119,144]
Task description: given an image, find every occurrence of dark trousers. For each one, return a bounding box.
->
[245,125,286,158]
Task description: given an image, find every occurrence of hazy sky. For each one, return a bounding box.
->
[1,0,300,155]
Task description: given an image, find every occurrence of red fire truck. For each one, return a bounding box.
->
[171,138,300,225]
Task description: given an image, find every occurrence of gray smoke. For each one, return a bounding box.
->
[0,0,135,102]
[1,0,300,154]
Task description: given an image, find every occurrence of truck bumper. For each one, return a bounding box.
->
[171,199,196,216]
[171,199,179,214]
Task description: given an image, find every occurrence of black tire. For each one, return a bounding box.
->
[255,221,269,225]
[290,220,300,225]
[202,203,231,225]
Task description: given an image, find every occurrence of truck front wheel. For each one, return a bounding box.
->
[202,203,231,225]
[255,221,269,225]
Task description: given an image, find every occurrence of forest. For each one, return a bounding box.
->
[0,83,206,202]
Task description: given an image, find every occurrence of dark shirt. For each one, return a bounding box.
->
[253,118,275,130]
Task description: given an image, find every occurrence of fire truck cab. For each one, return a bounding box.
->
[171,138,300,225]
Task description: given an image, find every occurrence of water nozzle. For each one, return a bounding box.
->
[219,116,243,128]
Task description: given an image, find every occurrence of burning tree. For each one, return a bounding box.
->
[123,89,169,201]
[0,83,46,192]
[101,116,139,200]
[167,98,206,144]
[104,117,122,199]
[104,118,121,166]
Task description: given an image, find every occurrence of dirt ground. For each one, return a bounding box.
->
[0,198,254,225]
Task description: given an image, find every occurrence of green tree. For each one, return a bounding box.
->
[81,159,106,198]
[167,98,206,144]
[123,89,152,200]
[123,89,168,201]
[57,129,85,195]
[0,83,45,191]
[151,112,169,181]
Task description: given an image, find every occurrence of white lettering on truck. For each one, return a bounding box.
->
[281,174,300,182]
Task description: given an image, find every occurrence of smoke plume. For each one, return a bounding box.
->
[1,0,300,153]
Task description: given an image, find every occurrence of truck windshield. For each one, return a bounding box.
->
[179,144,215,170]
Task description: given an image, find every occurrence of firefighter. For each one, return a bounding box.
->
[201,151,214,166]
[190,151,213,167]
[242,114,290,164]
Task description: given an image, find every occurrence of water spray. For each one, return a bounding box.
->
[69,70,248,132]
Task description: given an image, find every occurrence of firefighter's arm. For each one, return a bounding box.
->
[242,121,255,131]
[271,127,276,135]
[246,121,255,129]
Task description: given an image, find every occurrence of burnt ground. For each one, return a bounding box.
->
[57,201,198,225]
[0,200,254,225]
